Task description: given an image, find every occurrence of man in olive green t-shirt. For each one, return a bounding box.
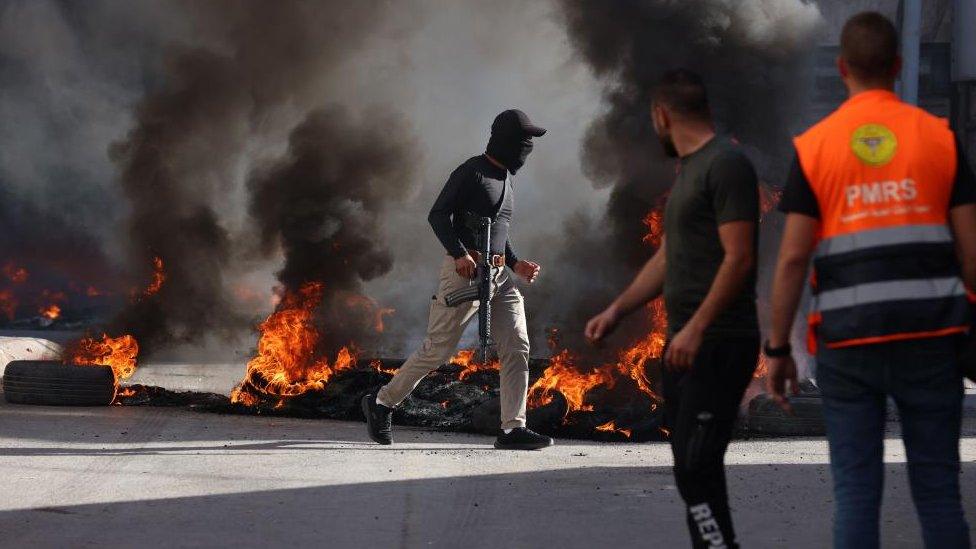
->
[663,134,759,340]
[585,69,759,549]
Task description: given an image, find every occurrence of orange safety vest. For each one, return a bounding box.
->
[794,89,969,352]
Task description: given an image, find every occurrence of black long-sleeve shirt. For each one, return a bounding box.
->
[428,155,519,268]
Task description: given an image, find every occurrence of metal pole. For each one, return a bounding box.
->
[899,0,922,105]
[952,0,976,169]
[952,0,976,82]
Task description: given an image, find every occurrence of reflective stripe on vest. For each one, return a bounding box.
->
[814,224,952,257]
[815,277,965,311]
[794,90,967,351]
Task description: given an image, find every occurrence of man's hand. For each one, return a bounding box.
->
[585,305,621,344]
[455,254,477,279]
[664,323,704,370]
[513,260,541,283]
[765,354,799,414]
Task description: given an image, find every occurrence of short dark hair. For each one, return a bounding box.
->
[652,69,710,120]
[840,12,899,82]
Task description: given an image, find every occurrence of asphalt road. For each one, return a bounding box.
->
[0,398,974,548]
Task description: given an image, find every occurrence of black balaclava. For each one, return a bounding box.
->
[486,109,545,174]
[487,132,533,174]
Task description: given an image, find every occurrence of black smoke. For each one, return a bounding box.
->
[103,0,401,354]
[247,107,420,355]
[530,0,822,350]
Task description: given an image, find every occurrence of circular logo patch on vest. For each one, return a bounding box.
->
[850,123,898,166]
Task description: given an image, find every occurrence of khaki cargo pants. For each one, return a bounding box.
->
[377,255,529,429]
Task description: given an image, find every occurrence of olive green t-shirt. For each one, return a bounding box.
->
[663,136,759,338]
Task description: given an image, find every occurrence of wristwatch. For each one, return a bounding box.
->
[763,340,792,358]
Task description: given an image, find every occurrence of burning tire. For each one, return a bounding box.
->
[2,360,116,406]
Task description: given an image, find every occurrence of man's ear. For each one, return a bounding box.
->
[651,104,668,132]
[836,56,849,79]
[891,54,902,79]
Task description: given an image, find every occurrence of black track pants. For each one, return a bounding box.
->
[663,335,759,549]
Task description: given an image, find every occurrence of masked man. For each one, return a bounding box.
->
[363,109,553,451]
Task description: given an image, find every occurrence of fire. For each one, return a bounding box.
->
[375,308,394,333]
[370,359,398,375]
[753,353,769,379]
[143,256,166,297]
[450,349,500,380]
[2,263,28,284]
[595,420,632,438]
[37,290,66,321]
[528,306,665,414]
[641,209,664,247]
[759,184,782,219]
[528,208,668,416]
[528,349,617,411]
[613,299,666,399]
[0,290,16,321]
[343,293,394,333]
[64,256,164,384]
[231,282,357,404]
[39,304,61,320]
[528,185,778,433]
[0,263,28,320]
[67,334,139,382]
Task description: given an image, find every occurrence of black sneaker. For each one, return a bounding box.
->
[494,427,553,450]
[362,393,393,445]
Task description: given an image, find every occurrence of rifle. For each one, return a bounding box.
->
[444,214,494,364]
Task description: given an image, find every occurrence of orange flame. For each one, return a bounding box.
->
[0,290,16,321]
[595,420,632,438]
[37,289,66,321]
[39,304,61,320]
[450,349,500,381]
[2,263,28,284]
[143,256,166,297]
[342,293,394,333]
[528,303,665,414]
[528,210,668,416]
[528,349,617,411]
[67,334,139,382]
[759,184,782,219]
[369,358,398,375]
[753,353,769,379]
[65,256,161,384]
[641,209,664,248]
[375,307,395,333]
[612,299,666,399]
[231,282,357,404]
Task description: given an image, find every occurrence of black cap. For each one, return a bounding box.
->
[491,109,546,138]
